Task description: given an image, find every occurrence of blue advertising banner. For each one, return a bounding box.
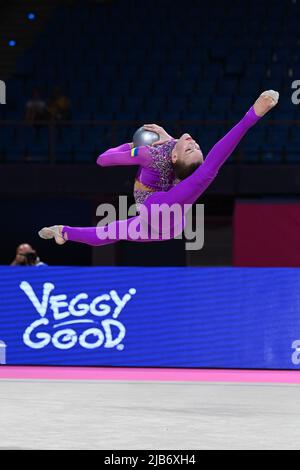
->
[0,266,300,369]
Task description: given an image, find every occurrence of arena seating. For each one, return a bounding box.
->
[1,0,300,163]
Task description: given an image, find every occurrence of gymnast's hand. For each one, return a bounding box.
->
[253,90,279,117]
[143,124,173,146]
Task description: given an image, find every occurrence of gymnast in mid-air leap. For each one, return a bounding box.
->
[39,90,279,246]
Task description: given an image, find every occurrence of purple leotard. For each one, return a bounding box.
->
[97,139,178,204]
[63,107,260,246]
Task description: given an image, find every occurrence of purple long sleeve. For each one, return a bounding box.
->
[63,107,260,246]
[97,143,151,167]
[144,107,260,208]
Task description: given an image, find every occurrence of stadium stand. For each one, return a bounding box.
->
[1,0,300,164]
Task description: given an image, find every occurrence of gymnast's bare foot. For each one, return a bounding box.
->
[38,225,67,245]
[253,90,279,117]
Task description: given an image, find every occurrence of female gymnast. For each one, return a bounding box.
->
[39,90,279,246]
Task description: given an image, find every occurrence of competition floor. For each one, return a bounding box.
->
[0,367,300,450]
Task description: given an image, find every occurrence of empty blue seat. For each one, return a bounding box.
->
[242,150,261,164]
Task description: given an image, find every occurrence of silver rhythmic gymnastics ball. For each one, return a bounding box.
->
[133,126,160,147]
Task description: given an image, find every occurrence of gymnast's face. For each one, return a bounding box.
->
[172,133,203,167]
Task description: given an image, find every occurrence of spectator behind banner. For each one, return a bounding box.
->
[25,89,48,125]
[47,86,70,121]
[10,243,47,267]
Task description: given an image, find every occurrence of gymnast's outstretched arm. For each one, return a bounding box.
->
[97,143,151,167]
[144,106,261,209]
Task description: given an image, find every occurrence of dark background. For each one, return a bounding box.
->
[1,0,299,267]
